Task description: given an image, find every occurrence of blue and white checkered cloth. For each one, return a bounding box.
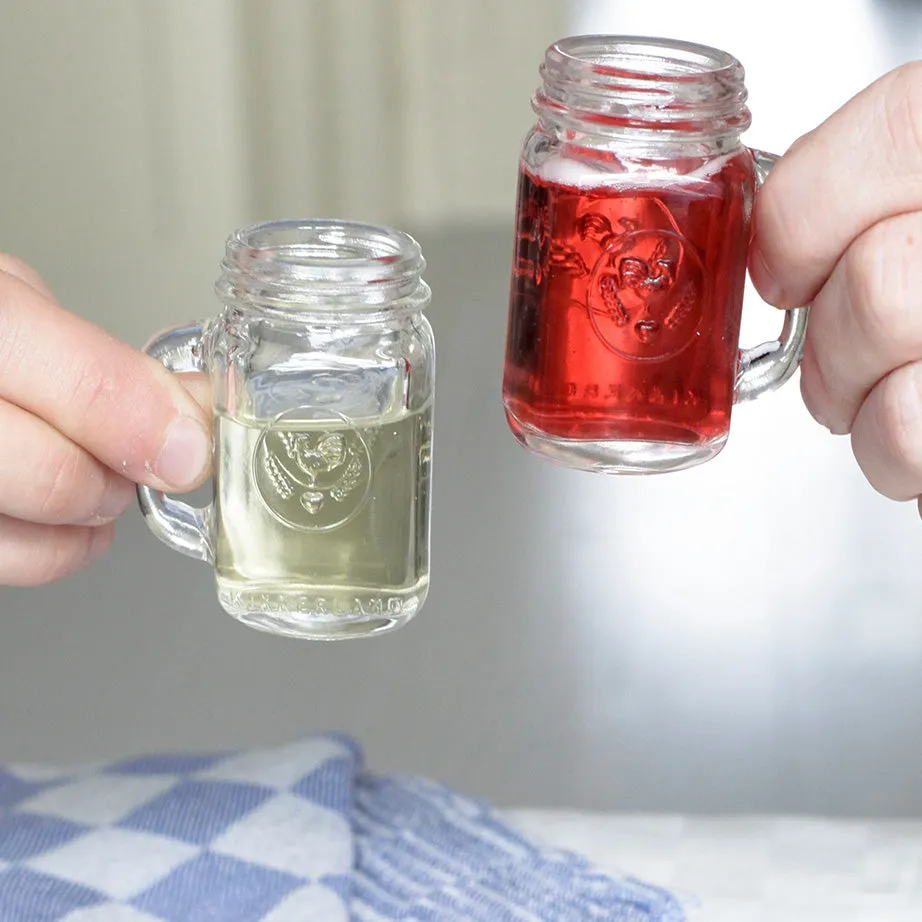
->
[0,735,686,921]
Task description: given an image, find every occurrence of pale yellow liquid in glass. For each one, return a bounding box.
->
[214,405,432,639]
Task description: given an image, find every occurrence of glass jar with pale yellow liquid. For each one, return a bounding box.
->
[138,220,435,640]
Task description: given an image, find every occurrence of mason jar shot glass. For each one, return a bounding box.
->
[502,35,808,474]
[138,220,435,640]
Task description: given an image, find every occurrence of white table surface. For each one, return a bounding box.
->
[506,811,922,921]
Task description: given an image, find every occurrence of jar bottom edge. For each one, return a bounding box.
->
[505,412,728,474]
[215,579,427,640]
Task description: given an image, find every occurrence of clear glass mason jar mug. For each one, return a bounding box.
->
[502,35,809,474]
[138,220,435,640]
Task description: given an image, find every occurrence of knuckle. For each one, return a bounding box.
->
[0,253,33,279]
[69,358,118,427]
[882,61,922,164]
[844,216,922,353]
[0,519,110,586]
[0,277,31,376]
[783,130,813,158]
[843,223,898,344]
[40,528,103,585]
[36,446,102,522]
[0,253,48,293]
[877,372,922,490]
[21,536,79,586]
[37,448,82,520]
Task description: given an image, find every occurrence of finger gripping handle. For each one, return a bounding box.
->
[136,323,214,563]
[735,149,809,404]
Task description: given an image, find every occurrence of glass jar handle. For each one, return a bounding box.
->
[136,323,215,564]
[735,149,810,403]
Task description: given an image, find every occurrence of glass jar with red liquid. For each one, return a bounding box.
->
[502,35,808,473]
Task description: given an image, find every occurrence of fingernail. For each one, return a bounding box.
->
[749,241,784,306]
[103,478,137,519]
[155,416,211,489]
[810,407,845,435]
[87,525,113,563]
[81,480,135,525]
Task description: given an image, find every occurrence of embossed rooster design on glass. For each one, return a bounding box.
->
[138,221,435,640]
[255,412,374,531]
[502,36,808,474]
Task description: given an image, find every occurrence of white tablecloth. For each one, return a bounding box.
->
[506,811,922,921]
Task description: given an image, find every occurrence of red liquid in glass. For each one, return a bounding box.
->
[503,151,756,447]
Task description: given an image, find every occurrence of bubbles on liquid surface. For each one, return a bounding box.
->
[252,368,399,419]
[534,150,739,191]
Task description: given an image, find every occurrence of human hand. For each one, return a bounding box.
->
[0,255,211,585]
[749,61,922,511]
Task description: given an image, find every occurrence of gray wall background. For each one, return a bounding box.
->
[1,0,922,816]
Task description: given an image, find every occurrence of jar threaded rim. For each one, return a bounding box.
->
[535,35,752,141]
[216,219,429,313]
